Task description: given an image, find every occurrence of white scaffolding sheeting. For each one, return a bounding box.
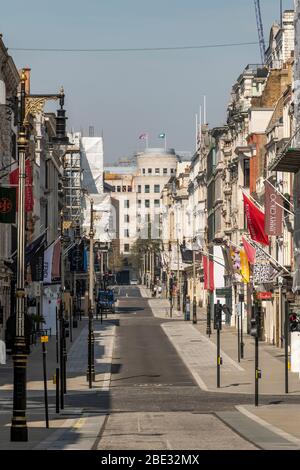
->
[81,137,104,194]
[82,194,114,242]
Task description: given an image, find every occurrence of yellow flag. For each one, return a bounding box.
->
[240,249,250,283]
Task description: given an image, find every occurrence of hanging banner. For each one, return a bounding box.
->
[203,255,214,291]
[264,180,283,236]
[243,193,269,245]
[43,242,55,284]
[242,236,256,264]
[30,245,44,282]
[253,247,273,285]
[0,187,16,223]
[240,249,250,283]
[9,159,34,212]
[230,246,242,283]
[51,239,61,280]
[222,246,234,274]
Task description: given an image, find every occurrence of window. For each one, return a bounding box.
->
[163,168,168,174]
[142,168,146,174]
[155,168,160,174]
[124,214,130,223]
[122,185,126,192]
[154,199,160,207]
[128,186,132,192]
[154,184,160,193]
[137,214,141,223]
[138,199,141,208]
[145,199,150,208]
[244,159,250,188]
[170,168,175,174]
[138,185,141,193]
[145,185,150,193]
[124,200,130,208]
[124,243,130,253]
[117,186,121,192]
[112,186,116,192]
[148,168,152,174]
[124,229,129,237]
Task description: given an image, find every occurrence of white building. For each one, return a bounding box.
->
[104,148,179,255]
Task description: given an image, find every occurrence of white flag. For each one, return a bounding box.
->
[43,242,55,284]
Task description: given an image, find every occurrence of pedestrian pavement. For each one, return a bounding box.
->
[0,314,117,450]
[140,285,300,449]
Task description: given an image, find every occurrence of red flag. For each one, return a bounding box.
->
[243,193,269,245]
[51,239,61,279]
[9,159,34,212]
[203,255,214,291]
[242,236,256,265]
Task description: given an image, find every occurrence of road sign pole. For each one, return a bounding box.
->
[239,292,245,359]
[217,327,221,388]
[41,339,49,428]
[56,368,60,414]
[285,300,289,394]
[237,312,241,363]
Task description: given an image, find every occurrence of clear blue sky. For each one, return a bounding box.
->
[1,0,294,163]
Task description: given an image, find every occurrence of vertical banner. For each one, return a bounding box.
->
[30,245,45,281]
[43,242,55,284]
[203,255,214,291]
[242,236,256,264]
[51,239,61,280]
[264,180,283,236]
[9,159,34,212]
[240,249,250,283]
[243,193,269,245]
[0,187,16,223]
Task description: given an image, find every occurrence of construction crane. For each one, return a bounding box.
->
[254,0,266,64]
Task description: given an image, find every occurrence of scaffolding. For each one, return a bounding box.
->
[63,145,82,222]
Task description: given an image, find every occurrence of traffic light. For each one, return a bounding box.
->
[250,302,262,337]
[250,317,258,337]
[214,302,222,330]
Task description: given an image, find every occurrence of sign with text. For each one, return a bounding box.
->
[256,292,273,300]
[264,180,283,236]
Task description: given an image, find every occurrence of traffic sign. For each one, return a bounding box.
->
[40,336,49,343]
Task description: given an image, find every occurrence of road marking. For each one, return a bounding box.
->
[74,417,86,429]
[236,405,300,448]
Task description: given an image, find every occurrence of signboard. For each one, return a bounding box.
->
[256,292,273,300]
[40,336,48,343]
[216,287,232,297]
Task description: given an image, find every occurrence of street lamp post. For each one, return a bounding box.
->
[11,71,28,442]
[10,72,68,441]
[87,199,95,387]
[192,248,197,324]
[177,239,180,311]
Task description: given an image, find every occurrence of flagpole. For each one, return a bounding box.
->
[239,185,264,211]
[164,134,167,150]
[263,178,294,209]
[146,134,148,149]
[243,235,291,275]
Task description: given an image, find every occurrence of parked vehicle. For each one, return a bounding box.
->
[130,278,138,285]
[97,289,115,314]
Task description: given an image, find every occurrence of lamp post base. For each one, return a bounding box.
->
[10,338,28,442]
